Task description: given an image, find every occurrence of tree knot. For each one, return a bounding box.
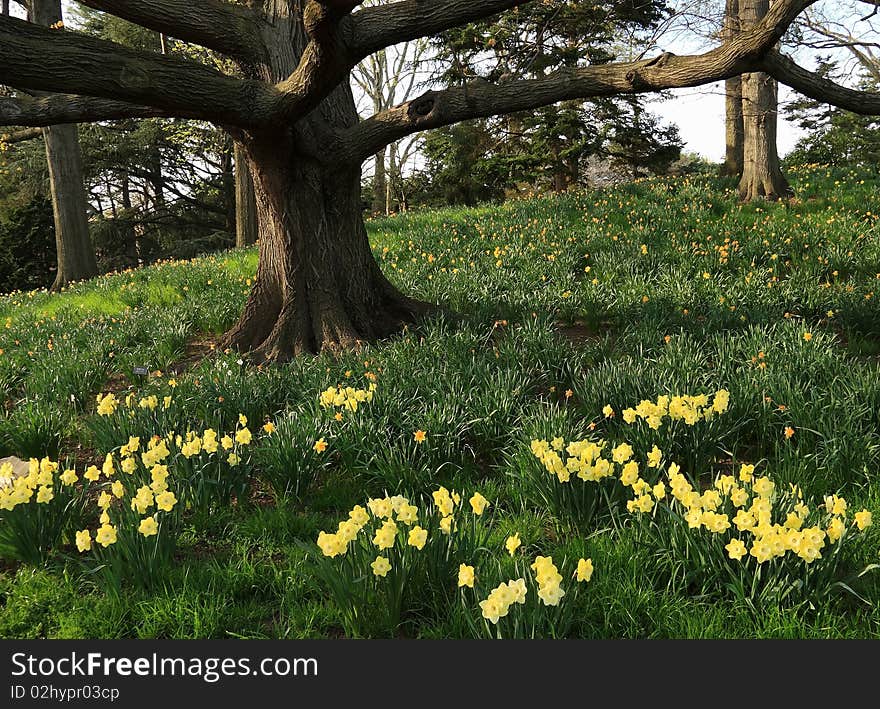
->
[407,95,436,120]
[119,63,151,90]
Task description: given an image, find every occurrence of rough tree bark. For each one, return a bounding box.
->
[723,0,745,177]
[32,0,98,291]
[235,141,258,248]
[738,0,792,201]
[220,2,430,361]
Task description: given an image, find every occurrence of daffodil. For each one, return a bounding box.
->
[458,564,475,588]
[138,516,159,537]
[469,492,489,515]
[371,556,391,577]
[408,525,428,550]
[576,558,594,582]
[75,529,92,553]
[725,538,747,560]
[855,509,872,531]
[505,533,521,556]
[95,524,117,547]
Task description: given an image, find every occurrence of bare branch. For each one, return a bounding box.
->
[77,0,268,63]
[0,14,280,127]
[763,51,880,113]
[0,93,172,127]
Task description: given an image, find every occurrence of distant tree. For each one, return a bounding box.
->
[722,0,745,177]
[737,0,792,200]
[31,0,98,290]
[352,18,429,214]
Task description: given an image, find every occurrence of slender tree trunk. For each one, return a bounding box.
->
[235,142,258,248]
[43,125,98,290]
[722,0,744,177]
[372,147,386,215]
[1,1,9,17]
[148,143,165,210]
[221,140,236,236]
[120,171,139,263]
[106,178,117,219]
[221,7,430,361]
[738,0,792,201]
[32,0,98,291]
[387,143,400,214]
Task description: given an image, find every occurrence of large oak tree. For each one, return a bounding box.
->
[2,0,879,360]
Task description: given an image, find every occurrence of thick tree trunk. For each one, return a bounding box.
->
[372,147,386,215]
[32,0,98,291]
[738,0,792,201]
[722,0,744,177]
[222,135,430,361]
[235,142,258,248]
[221,6,431,361]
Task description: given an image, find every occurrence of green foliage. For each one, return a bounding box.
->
[0,196,56,293]
[419,0,681,204]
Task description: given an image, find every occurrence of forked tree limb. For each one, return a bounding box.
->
[76,0,269,63]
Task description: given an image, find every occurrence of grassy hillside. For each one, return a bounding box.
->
[1,165,879,638]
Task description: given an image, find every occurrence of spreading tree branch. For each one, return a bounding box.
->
[77,0,269,64]
[0,93,172,127]
[348,0,532,60]
[763,51,880,113]
[0,15,280,127]
[276,0,530,121]
[340,0,819,161]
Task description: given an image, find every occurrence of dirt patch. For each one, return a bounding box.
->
[554,318,612,346]
[167,333,223,376]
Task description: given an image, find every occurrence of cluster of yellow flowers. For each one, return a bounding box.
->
[95,391,174,417]
[627,462,873,564]
[530,438,614,483]
[0,457,69,510]
[316,488,492,580]
[603,389,730,429]
[317,494,422,561]
[478,578,528,624]
[530,436,667,487]
[475,556,593,624]
[75,418,253,552]
[531,556,565,606]
[318,383,377,412]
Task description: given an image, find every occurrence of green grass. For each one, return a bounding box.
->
[2,164,880,638]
